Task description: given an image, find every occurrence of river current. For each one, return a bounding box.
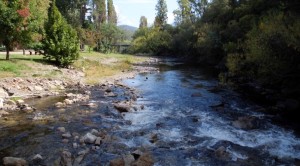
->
[0,59,299,165]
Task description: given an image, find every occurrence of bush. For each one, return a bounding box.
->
[42,0,79,67]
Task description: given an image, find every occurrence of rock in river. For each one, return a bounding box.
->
[60,150,72,166]
[3,157,27,166]
[62,132,72,138]
[57,127,66,133]
[114,103,131,113]
[232,116,260,130]
[82,132,97,144]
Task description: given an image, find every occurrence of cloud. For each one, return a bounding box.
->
[167,12,174,24]
[115,4,138,26]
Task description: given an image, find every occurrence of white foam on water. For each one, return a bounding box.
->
[159,128,183,142]
[195,117,300,159]
[121,136,152,148]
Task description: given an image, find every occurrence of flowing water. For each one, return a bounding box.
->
[0,59,300,165]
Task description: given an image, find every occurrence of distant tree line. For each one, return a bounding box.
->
[130,0,300,109]
[0,0,125,66]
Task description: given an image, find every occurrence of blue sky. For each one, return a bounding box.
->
[114,0,178,27]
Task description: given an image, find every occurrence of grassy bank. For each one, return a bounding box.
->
[0,55,43,78]
[74,52,147,84]
[0,52,147,84]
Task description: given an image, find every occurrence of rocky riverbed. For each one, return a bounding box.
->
[1,57,299,166]
[0,57,159,165]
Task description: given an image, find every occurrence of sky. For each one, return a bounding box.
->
[114,0,179,27]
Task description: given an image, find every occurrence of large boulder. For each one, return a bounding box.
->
[3,157,27,166]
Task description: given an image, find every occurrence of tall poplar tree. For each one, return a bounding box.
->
[107,0,117,24]
[139,16,148,29]
[154,0,168,28]
[93,0,106,26]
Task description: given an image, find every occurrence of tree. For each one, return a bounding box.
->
[107,0,117,24]
[93,0,106,27]
[139,16,148,29]
[55,0,89,28]
[154,0,168,28]
[42,0,79,67]
[174,0,191,24]
[27,0,50,51]
[98,23,123,53]
[0,0,30,60]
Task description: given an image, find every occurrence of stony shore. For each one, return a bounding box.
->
[0,57,159,165]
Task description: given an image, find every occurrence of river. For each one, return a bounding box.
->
[0,58,299,165]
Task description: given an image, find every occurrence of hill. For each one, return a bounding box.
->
[118,25,138,32]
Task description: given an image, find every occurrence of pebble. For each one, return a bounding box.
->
[95,137,101,145]
[73,143,78,149]
[62,139,69,143]
[32,154,43,160]
[82,132,97,144]
[57,127,66,133]
[62,132,72,138]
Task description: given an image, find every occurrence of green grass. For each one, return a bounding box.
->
[0,54,44,77]
[0,52,147,84]
[0,59,29,76]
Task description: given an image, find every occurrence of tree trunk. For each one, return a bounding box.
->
[5,45,10,60]
[23,48,25,55]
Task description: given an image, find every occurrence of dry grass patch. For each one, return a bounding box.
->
[74,52,146,84]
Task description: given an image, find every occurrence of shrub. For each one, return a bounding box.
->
[42,0,79,67]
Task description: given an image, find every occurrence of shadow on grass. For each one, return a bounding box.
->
[0,57,58,66]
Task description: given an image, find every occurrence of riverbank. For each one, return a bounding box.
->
[0,52,160,165]
[0,52,157,115]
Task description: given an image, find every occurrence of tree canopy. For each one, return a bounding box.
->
[0,0,31,59]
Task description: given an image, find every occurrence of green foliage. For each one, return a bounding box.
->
[174,0,191,24]
[139,16,148,29]
[93,0,106,26]
[130,27,172,55]
[97,23,124,53]
[42,0,79,67]
[154,0,168,28]
[56,0,88,28]
[0,0,29,59]
[107,0,117,24]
